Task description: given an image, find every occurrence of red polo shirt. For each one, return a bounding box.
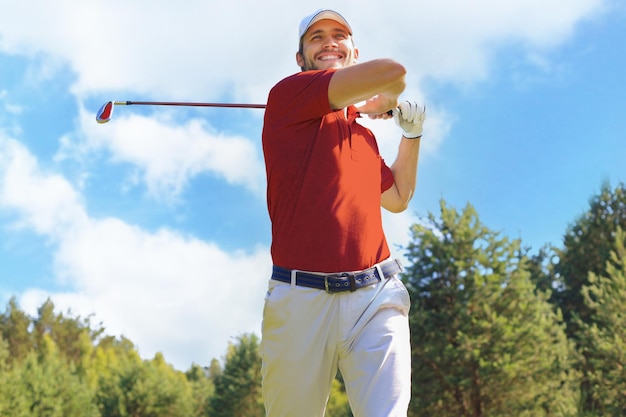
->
[262,69,394,272]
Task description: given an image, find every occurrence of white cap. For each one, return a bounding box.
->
[298,9,352,39]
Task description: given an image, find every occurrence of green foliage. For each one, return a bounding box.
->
[96,352,194,417]
[209,333,264,417]
[325,377,353,417]
[554,182,626,329]
[33,299,103,366]
[0,299,216,417]
[185,363,215,416]
[0,363,29,417]
[12,336,99,417]
[524,245,559,296]
[576,228,626,415]
[0,336,7,365]
[0,297,32,364]
[552,182,626,412]
[404,200,578,416]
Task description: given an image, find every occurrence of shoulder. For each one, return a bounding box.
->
[270,70,336,96]
[266,70,337,119]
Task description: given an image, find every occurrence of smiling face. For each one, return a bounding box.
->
[296,19,358,71]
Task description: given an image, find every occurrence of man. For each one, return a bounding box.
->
[260,8,425,417]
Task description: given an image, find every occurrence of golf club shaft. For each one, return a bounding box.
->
[96,100,266,123]
[114,101,266,109]
[97,100,392,124]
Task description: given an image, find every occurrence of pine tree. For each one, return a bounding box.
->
[185,363,215,417]
[554,182,626,331]
[577,227,626,415]
[552,182,626,412]
[0,297,32,364]
[209,333,264,417]
[17,335,99,417]
[404,200,578,417]
[0,336,30,417]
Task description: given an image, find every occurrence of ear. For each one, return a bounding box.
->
[296,51,304,68]
[354,47,359,63]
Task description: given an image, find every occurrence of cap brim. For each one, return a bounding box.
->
[299,9,352,39]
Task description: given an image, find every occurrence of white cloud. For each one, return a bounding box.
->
[0,133,270,369]
[42,220,270,368]
[0,135,87,235]
[351,0,605,86]
[56,106,266,202]
[0,0,608,100]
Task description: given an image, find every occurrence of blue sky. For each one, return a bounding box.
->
[0,0,624,370]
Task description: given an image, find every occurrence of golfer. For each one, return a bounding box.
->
[261,8,425,417]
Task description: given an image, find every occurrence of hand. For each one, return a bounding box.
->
[393,101,426,138]
[354,94,398,115]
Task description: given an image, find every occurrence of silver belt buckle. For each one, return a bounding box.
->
[324,272,356,293]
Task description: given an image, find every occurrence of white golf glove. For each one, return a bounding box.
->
[393,101,426,139]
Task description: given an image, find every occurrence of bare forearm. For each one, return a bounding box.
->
[329,59,406,110]
[381,137,421,212]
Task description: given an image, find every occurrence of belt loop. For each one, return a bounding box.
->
[394,258,404,272]
[290,270,298,288]
[375,263,385,282]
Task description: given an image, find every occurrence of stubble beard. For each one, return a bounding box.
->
[301,54,354,72]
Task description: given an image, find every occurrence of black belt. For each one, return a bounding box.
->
[271,259,403,293]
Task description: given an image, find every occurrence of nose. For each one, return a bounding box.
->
[322,35,338,48]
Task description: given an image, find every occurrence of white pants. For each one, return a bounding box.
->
[260,273,411,417]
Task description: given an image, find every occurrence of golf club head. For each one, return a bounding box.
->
[96,101,114,124]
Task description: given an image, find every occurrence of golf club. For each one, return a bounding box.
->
[96,100,267,124]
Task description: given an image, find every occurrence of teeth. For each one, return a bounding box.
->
[320,55,341,61]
